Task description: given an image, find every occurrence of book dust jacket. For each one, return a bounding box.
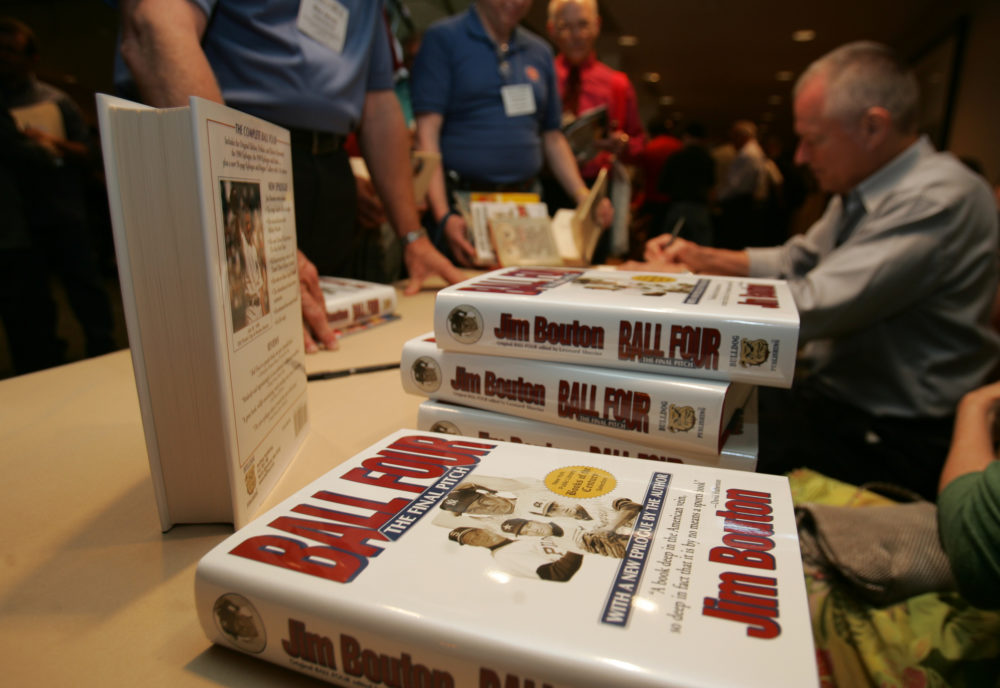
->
[196,430,817,688]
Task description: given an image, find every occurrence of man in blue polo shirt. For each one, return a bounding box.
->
[117,0,464,351]
[411,0,611,266]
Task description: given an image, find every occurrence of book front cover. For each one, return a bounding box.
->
[196,430,817,688]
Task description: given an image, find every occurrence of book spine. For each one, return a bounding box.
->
[401,336,744,455]
[433,273,797,388]
[417,400,758,472]
[195,562,571,688]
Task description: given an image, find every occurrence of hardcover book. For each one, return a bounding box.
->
[319,276,397,328]
[562,103,609,164]
[417,389,759,473]
[401,333,752,456]
[461,170,608,269]
[466,198,550,267]
[194,429,817,688]
[434,267,799,388]
[97,94,309,530]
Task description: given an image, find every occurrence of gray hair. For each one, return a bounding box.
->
[794,41,920,133]
[548,0,599,24]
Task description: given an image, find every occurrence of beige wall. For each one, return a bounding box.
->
[949,2,1000,184]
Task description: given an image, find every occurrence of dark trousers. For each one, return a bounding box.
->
[38,218,115,358]
[0,246,62,374]
[291,147,388,282]
[1,211,117,375]
[757,381,953,502]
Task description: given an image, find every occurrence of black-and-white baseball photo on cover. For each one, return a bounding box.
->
[222,180,269,334]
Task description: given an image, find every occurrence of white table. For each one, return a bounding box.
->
[0,281,445,686]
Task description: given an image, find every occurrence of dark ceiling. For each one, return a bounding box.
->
[5,0,989,148]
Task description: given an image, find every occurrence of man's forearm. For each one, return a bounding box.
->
[939,386,1000,492]
[361,90,422,235]
[119,0,221,107]
[689,245,750,276]
[543,130,589,203]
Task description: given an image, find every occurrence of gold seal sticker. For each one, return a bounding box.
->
[630,274,677,283]
[545,466,616,499]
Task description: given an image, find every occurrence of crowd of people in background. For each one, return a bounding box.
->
[2,0,998,627]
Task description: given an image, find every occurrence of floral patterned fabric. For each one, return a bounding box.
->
[788,469,1000,687]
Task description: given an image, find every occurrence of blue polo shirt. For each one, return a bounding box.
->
[114,0,393,134]
[410,7,562,185]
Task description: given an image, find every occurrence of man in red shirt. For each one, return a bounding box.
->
[546,0,645,260]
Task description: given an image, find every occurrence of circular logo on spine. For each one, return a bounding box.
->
[411,356,442,393]
[212,593,266,653]
[446,305,483,344]
[429,420,460,435]
[544,465,616,499]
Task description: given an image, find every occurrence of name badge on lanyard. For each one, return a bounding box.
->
[297,0,349,54]
[501,84,536,117]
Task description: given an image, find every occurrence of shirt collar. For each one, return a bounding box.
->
[465,5,524,52]
[853,135,933,214]
[556,52,597,71]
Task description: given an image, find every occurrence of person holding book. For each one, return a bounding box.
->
[631,41,1000,500]
[410,0,612,267]
[115,0,465,353]
[545,0,645,260]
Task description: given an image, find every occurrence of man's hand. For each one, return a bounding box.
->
[401,235,466,295]
[297,250,339,353]
[596,130,630,157]
[355,175,386,230]
[441,214,483,268]
[644,234,695,267]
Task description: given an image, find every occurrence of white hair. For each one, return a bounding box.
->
[795,41,920,133]
[548,0,599,24]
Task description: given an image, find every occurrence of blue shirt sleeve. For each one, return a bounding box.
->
[409,24,451,115]
[366,8,395,92]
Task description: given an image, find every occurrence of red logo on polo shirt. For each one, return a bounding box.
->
[524,65,540,82]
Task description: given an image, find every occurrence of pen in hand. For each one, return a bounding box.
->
[662,217,685,249]
[307,362,401,382]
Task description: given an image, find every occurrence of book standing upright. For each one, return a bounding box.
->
[97,94,309,530]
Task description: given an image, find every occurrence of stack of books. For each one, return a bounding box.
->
[457,168,607,268]
[401,267,800,471]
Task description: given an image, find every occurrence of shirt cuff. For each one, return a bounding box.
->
[746,246,785,277]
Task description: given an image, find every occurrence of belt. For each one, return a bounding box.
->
[287,127,347,156]
[447,171,537,194]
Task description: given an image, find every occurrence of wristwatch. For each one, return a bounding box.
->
[401,228,428,246]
